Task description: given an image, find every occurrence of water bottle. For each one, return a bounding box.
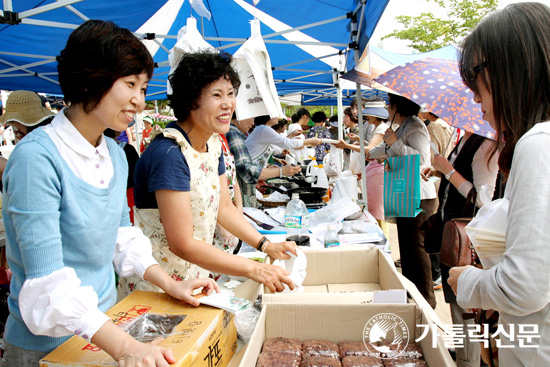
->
[284,193,310,246]
[324,225,340,248]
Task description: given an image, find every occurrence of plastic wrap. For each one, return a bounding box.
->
[303,339,340,359]
[234,306,261,343]
[122,313,185,343]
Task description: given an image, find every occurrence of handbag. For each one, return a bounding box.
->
[440,188,477,267]
[422,212,444,254]
[383,154,422,218]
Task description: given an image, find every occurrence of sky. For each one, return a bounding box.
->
[370,0,550,53]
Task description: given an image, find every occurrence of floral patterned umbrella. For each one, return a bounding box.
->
[375,58,495,139]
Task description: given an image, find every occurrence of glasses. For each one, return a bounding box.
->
[467,60,487,83]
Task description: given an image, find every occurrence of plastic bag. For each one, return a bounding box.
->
[307,197,360,227]
[323,147,343,176]
[234,305,261,343]
[122,313,185,343]
[349,150,363,174]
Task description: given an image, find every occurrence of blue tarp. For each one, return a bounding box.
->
[0,0,389,103]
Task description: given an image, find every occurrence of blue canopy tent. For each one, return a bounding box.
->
[0,0,389,105]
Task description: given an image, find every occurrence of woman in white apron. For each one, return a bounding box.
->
[118,50,297,299]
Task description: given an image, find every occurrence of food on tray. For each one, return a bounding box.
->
[300,355,342,367]
[341,355,383,367]
[339,341,370,357]
[262,337,302,356]
[303,339,340,358]
[256,352,301,367]
[391,344,424,360]
[382,358,428,367]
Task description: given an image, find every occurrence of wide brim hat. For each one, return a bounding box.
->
[362,100,389,120]
[0,90,55,126]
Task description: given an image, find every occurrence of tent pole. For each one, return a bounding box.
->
[336,80,344,171]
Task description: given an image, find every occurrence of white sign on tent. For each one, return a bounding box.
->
[233,19,283,120]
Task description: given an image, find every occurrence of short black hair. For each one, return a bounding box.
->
[169,50,240,122]
[296,108,310,120]
[311,111,326,123]
[254,115,271,126]
[57,20,154,113]
[388,93,420,117]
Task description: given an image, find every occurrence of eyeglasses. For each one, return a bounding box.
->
[467,60,487,83]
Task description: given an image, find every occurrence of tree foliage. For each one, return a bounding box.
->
[382,0,497,52]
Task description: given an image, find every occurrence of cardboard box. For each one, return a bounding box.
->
[239,303,455,367]
[263,246,408,304]
[40,290,238,367]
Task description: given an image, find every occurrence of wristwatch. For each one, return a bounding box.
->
[445,169,456,180]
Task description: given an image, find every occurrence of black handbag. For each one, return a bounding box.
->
[422,212,444,254]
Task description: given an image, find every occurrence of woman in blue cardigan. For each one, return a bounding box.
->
[1,20,217,367]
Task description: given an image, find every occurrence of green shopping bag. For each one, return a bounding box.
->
[383,154,422,218]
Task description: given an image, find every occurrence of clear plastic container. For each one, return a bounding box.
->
[284,193,310,246]
[284,193,309,228]
[324,225,340,248]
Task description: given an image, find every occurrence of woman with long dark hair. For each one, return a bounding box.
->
[448,3,550,365]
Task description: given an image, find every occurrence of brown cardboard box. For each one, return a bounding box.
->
[262,246,408,304]
[239,303,455,367]
[40,290,238,367]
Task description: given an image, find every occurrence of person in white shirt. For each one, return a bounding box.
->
[1,20,217,367]
[448,3,550,366]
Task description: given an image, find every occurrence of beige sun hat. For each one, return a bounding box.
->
[0,90,55,126]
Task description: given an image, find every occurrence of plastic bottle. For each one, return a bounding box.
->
[284,193,310,246]
[324,225,340,248]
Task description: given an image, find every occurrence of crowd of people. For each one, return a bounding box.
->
[0,2,549,367]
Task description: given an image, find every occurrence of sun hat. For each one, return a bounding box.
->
[362,100,389,120]
[142,115,154,125]
[0,90,55,126]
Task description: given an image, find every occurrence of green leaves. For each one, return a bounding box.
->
[381,0,497,52]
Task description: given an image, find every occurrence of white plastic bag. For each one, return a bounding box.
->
[323,147,343,176]
[349,151,363,174]
[465,198,509,268]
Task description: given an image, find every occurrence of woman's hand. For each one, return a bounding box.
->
[116,342,177,367]
[164,278,219,307]
[304,137,322,147]
[282,164,301,177]
[421,166,434,181]
[383,129,398,146]
[448,265,473,295]
[93,320,178,367]
[263,240,298,260]
[333,139,348,150]
[347,132,360,142]
[433,154,454,175]
[248,262,294,293]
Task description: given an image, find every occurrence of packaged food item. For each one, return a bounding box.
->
[338,341,370,357]
[122,313,184,343]
[303,339,340,359]
[341,355,383,367]
[300,355,342,367]
[256,352,300,367]
[262,337,302,356]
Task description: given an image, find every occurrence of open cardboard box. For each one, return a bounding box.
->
[239,303,454,367]
[262,246,408,304]
[40,290,238,367]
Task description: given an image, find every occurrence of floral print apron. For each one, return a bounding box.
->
[212,137,239,255]
[117,128,222,299]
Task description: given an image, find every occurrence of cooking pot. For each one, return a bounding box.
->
[262,185,327,204]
